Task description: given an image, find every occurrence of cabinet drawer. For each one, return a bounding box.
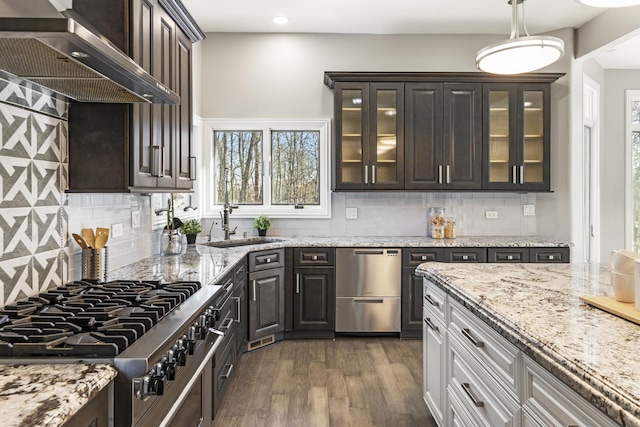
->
[403,248,444,266]
[444,248,487,263]
[294,248,335,266]
[249,248,284,272]
[522,356,617,427]
[530,248,570,263]
[449,336,520,427]
[213,326,236,414]
[449,298,519,399]
[423,279,446,323]
[487,248,529,263]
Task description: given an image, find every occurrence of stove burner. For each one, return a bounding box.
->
[0,279,200,357]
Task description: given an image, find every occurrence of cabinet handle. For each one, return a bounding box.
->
[520,165,524,184]
[223,280,234,292]
[234,296,241,322]
[461,383,484,407]
[462,255,469,260]
[354,299,383,304]
[189,156,197,181]
[160,146,165,177]
[438,165,443,184]
[507,255,513,260]
[424,317,438,332]
[372,164,376,184]
[424,294,439,308]
[364,165,368,184]
[296,273,300,294]
[512,165,517,184]
[252,280,257,302]
[221,363,234,380]
[461,328,484,347]
[446,165,450,184]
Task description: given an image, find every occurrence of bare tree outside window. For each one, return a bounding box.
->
[271,131,320,205]
[214,130,263,205]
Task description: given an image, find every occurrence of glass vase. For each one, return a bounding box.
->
[161,229,183,256]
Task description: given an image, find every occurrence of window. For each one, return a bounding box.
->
[202,119,330,218]
[628,92,640,251]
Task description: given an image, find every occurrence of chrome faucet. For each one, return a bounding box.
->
[207,220,218,242]
[220,167,238,240]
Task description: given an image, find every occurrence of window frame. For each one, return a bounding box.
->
[626,90,640,250]
[201,118,331,219]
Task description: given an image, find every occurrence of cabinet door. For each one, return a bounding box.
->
[405,83,444,190]
[443,83,483,189]
[248,268,285,341]
[293,267,335,330]
[402,268,424,334]
[483,84,518,190]
[334,82,370,189]
[369,83,404,189]
[175,27,194,189]
[423,307,446,425]
[519,84,550,191]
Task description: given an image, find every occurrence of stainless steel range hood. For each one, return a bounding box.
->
[0,4,179,104]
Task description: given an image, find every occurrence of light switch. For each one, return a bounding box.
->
[485,211,498,219]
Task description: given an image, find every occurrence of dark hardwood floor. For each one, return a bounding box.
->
[212,338,437,427]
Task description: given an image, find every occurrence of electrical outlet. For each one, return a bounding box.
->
[346,208,358,219]
[485,210,499,219]
[523,205,535,216]
[131,210,140,228]
[112,223,123,238]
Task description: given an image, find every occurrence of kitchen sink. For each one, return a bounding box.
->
[202,237,284,248]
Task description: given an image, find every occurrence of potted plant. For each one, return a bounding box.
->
[161,195,184,255]
[253,214,271,236]
[181,219,203,244]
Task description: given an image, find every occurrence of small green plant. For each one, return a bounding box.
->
[181,219,203,235]
[253,214,271,230]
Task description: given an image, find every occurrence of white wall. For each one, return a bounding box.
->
[198,31,573,241]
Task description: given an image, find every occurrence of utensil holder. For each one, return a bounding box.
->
[82,247,109,282]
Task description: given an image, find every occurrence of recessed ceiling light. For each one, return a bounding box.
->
[273,16,289,25]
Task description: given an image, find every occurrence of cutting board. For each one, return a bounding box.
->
[580,296,640,326]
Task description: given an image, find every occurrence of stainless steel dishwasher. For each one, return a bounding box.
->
[335,248,402,332]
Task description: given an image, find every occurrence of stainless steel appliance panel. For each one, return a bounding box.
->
[335,248,401,297]
[335,297,401,332]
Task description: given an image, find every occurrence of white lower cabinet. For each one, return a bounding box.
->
[423,278,619,427]
[521,356,617,427]
[423,306,446,426]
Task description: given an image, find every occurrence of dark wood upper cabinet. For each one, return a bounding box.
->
[482,83,551,191]
[326,72,563,192]
[333,82,404,190]
[67,0,199,193]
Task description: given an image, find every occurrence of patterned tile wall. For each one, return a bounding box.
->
[0,72,69,307]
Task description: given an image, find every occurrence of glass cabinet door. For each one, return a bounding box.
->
[487,89,513,185]
[522,90,545,185]
[339,88,366,184]
[370,83,403,188]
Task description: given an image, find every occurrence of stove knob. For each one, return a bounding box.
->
[163,351,176,380]
[176,339,187,366]
[182,333,195,355]
[187,324,197,341]
[150,375,164,396]
[133,375,151,399]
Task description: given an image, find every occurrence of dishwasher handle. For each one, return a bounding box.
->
[352,249,385,256]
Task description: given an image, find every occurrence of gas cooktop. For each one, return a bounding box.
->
[0,279,201,357]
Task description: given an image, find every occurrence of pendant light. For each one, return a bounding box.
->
[576,0,640,6]
[476,0,565,75]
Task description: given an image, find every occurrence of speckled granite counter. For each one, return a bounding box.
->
[0,364,116,427]
[416,262,639,426]
[109,235,569,285]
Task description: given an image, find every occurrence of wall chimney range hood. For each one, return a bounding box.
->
[0,3,179,104]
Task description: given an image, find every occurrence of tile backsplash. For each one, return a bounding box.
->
[0,73,538,307]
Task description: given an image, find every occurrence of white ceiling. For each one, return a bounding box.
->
[181,0,640,69]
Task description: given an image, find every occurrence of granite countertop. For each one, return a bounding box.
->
[110,235,569,285]
[416,262,640,426]
[0,364,117,427]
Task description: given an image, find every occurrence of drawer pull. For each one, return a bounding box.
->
[421,255,427,261]
[461,328,484,347]
[424,318,438,331]
[312,255,318,261]
[221,317,234,331]
[223,280,234,292]
[462,255,469,260]
[548,255,555,260]
[296,273,300,294]
[266,258,271,263]
[354,299,383,304]
[461,382,484,407]
[507,255,513,260]
[424,294,439,308]
[221,363,234,380]
[252,280,257,302]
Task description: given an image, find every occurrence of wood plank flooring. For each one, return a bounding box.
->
[212,338,437,427]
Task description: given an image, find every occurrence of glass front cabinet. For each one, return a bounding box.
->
[333,82,404,190]
[483,83,551,191]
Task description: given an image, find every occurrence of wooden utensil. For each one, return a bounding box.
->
[82,228,95,249]
[96,227,110,239]
[72,233,88,249]
[94,233,108,249]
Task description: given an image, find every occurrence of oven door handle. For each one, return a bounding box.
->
[158,338,222,427]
